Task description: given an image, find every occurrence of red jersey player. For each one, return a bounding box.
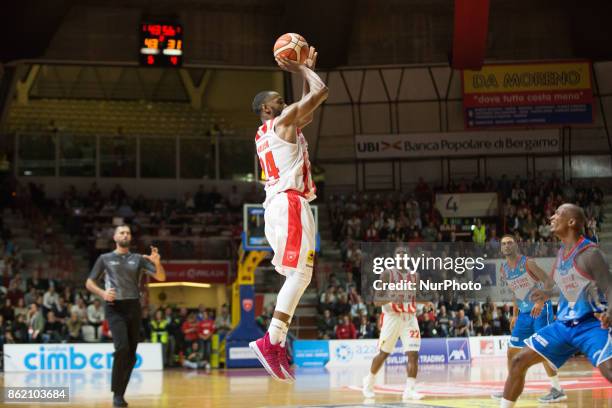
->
[249,47,328,382]
[363,246,432,401]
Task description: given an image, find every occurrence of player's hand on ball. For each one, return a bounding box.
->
[104,288,116,302]
[275,56,304,73]
[304,46,318,70]
[144,246,161,264]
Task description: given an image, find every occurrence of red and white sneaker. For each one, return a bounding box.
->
[278,344,295,383]
[249,333,286,381]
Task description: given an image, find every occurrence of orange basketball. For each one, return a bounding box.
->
[273,33,309,63]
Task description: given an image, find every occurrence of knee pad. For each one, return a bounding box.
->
[287,266,312,289]
[275,267,313,317]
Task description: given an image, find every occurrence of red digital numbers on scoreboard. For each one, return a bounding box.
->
[140,21,183,67]
[146,24,161,36]
[162,25,176,36]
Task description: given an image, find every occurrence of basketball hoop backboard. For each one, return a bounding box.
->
[242,203,320,252]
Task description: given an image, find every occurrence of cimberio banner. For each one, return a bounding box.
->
[354,129,560,159]
[462,61,593,129]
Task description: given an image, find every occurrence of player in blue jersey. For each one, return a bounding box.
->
[500,204,611,408]
[492,234,566,403]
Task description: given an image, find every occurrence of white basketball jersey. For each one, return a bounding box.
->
[381,269,417,315]
[255,117,316,208]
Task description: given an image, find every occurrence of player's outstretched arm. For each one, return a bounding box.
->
[299,47,318,128]
[576,247,611,328]
[275,57,328,129]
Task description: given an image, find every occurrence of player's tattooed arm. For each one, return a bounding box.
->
[575,247,611,328]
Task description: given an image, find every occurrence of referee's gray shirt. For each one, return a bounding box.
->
[88,251,157,300]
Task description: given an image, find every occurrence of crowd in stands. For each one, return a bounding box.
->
[57,182,263,261]
[2,179,266,269]
[329,175,604,280]
[314,271,514,340]
[0,268,233,370]
[321,175,606,340]
[329,175,603,252]
[0,173,608,358]
[0,176,254,371]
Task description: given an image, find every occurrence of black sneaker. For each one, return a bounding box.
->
[538,388,567,403]
[113,394,128,407]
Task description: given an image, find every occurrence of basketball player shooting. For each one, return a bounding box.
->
[249,45,328,382]
[499,204,612,408]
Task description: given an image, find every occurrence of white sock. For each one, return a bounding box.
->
[500,398,515,408]
[268,318,287,345]
[280,320,290,347]
[365,373,375,385]
[548,375,561,390]
[406,377,416,391]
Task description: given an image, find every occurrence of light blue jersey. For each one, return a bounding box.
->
[502,255,553,348]
[502,255,542,314]
[554,237,607,322]
[525,236,611,369]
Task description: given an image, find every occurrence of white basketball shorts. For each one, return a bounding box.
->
[264,191,316,275]
[378,312,421,354]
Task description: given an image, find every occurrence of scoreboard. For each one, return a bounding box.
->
[140,22,183,67]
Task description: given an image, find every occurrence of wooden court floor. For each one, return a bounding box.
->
[1,357,610,407]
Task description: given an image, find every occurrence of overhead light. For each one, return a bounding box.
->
[147,282,211,288]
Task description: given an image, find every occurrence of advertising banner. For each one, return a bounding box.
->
[386,338,471,366]
[469,335,511,358]
[293,340,330,367]
[325,340,379,367]
[435,193,498,218]
[294,336,515,367]
[3,343,162,372]
[162,260,229,283]
[462,61,593,128]
[446,338,471,363]
[355,130,560,159]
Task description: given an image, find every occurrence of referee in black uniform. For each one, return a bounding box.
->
[86,225,166,407]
